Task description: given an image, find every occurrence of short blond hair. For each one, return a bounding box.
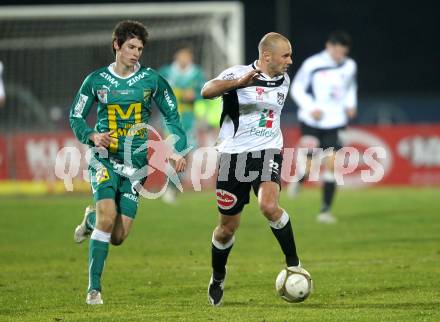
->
[258,32,290,55]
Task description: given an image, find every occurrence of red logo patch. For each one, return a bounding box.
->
[216,189,238,210]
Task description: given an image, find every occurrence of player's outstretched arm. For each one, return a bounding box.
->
[201,69,261,99]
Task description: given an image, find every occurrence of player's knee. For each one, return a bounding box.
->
[218,223,238,242]
[259,200,279,219]
[96,203,117,231]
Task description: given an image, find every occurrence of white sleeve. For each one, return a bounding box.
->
[290,61,315,113]
[214,65,244,81]
[344,62,357,109]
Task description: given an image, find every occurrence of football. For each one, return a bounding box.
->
[275,266,313,303]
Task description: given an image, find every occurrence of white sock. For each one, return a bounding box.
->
[268,211,290,229]
[212,232,235,250]
[90,229,111,243]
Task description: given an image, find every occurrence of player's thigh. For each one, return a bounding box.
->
[299,122,321,154]
[321,127,343,171]
[89,157,118,204]
[216,153,252,216]
[116,177,141,220]
[320,127,343,151]
[251,150,282,195]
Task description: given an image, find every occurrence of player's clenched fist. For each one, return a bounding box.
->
[89,130,117,148]
[236,68,261,87]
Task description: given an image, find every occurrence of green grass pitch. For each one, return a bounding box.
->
[1,187,439,321]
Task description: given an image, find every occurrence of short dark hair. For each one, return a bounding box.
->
[112,20,149,55]
[327,30,351,48]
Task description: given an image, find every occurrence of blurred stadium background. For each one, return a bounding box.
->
[0,0,439,194]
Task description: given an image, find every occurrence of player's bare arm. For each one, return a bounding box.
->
[201,69,261,99]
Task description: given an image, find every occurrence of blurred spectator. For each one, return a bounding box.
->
[159,45,205,203]
[287,31,357,224]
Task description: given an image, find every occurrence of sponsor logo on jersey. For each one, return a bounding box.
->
[216,189,237,210]
[143,89,152,103]
[222,72,235,80]
[99,72,120,88]
[95,167,109,184]
[73,94,88,117]
[164,89,176,110]
[123,193,138,202]
[111,89,135,96]
[127,71,148,87]
[250,127,277,138]
[277,92,285,105]
[256,87,265,101]
[258,109,274,128]
[97,88,108,104]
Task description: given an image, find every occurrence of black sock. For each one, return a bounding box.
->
[322,180,336,212]
[270,217,299,267]
[212,243,233,280]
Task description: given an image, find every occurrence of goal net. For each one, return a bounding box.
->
[0,2,244,132]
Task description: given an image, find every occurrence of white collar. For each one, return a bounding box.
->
[252,60,284,80]
[107,62,141,79]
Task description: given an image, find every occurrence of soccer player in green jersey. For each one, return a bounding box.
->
[69,20,187,305]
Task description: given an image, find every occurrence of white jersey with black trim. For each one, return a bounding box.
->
[290,50,357,129]
[215,61,290,154]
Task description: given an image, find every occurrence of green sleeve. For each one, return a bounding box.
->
[69,74,96,145]
[153,74,188,152]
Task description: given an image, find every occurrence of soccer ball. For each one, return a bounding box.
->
[275,266,313,303]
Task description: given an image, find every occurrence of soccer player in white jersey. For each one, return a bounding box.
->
[287,31,357,224]
[202,32,305,306]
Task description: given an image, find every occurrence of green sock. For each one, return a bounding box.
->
[88,238,109,292]
[85,211,96,231]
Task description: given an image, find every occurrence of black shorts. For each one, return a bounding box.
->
[216,149,282,216]
[300,122,345,150]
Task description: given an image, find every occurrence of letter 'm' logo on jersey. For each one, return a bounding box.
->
[258,109,274,128]
[256,87,265,101]
[97,89,108,104]
[216,189,237,210]
[277,92,285,105]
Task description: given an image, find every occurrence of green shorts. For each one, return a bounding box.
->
[88,157,144,219]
